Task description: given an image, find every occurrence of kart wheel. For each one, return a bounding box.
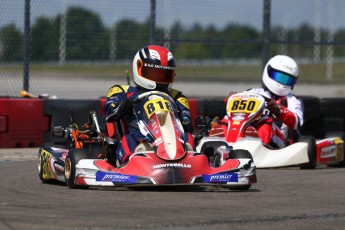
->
[38,152,53,184]
[64,149,89,189]
[299,136,317,169]
[214,153,221,167]
[227,149,253,161]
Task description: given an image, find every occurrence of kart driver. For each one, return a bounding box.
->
[221,55,304,148]
[103,45,194,164]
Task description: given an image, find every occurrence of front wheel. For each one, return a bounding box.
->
[38,151,54,184]
[64,149,89,189]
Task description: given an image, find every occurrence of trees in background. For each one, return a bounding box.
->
[0,7,345,62]
[0,24,23,61]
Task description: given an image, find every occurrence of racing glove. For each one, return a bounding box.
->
[106,98,134,122]
[267,99,296,129]
[120,98,134,114]
[267,99,283,116]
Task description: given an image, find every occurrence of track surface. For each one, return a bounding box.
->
[1,148,345,229]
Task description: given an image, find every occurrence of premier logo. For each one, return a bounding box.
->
[210,174,235,182]
[96,172,136,183]
[203,172,239,183]
[102,174,130,181]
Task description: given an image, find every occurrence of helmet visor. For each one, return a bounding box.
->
[267,66,297,87]
[141,64,175,84]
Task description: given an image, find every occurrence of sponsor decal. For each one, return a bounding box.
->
[96,172,137,183]
[203,172,238,183]
[232,113,245,121]
[144,63,175,70]
[153,163,192,169]
[177,97,190,109]
[107,86,123,97]
[320,145,336,159]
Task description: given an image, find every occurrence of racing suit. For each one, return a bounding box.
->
[103,85,194,164]
[221,88,304,148]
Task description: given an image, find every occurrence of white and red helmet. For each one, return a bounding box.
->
[132,45,176,91]
[262,55,299,96]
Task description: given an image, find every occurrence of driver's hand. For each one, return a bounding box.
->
[121,98,134,114]
[267,99,282,116]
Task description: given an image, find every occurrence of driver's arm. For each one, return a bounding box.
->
[175,95,194,133]
[104,85,132,121]
[268,97,303,130]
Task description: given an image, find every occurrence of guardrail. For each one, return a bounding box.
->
[0,96,344,148]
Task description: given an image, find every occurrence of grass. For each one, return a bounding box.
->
[1,62,345,84]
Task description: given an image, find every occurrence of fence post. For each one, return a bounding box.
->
[262,0,271,69]
[23,0,31,92]
[150,0,156,44]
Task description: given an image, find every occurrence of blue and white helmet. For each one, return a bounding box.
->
[262,55,299,96]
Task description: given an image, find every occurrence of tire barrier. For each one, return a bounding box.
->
[299,96,324,138]
[300,97,345,138]
[199,97,227,120]
[0,96,344,148]
[0,98,49,147]
[320,98,345,134]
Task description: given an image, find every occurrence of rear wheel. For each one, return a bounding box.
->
[64,149,89,189]
[299,136,317,169]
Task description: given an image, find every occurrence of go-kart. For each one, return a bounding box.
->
[195,92,345,169]
[38,91,257,190]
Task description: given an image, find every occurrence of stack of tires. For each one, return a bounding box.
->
[301,96,345,138]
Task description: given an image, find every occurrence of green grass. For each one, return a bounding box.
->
[1,62,345,83]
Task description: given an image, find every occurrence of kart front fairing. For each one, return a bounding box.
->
[133,93,186,160]
[196,92,310,168]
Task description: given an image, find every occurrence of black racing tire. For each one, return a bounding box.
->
[64,148,89,189]
[299,136,317,170]
[320,98,345,118]
[227,149,254,161]
[214,153,221,167]
[38,151,54,184]
[325,132,345,167]
[299,96,321,121]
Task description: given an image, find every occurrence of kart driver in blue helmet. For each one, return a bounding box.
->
[222,55,304,148]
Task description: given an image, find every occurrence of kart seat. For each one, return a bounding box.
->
[105,118,128,139]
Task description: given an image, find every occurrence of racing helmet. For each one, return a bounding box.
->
[262,55,299,96]
[133,45,176,92]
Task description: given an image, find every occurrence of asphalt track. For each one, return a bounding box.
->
[1,148,345,230]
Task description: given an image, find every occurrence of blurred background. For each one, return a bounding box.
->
[1,0,345,99]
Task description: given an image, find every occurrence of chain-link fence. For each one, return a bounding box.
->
[1,0,345,99]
